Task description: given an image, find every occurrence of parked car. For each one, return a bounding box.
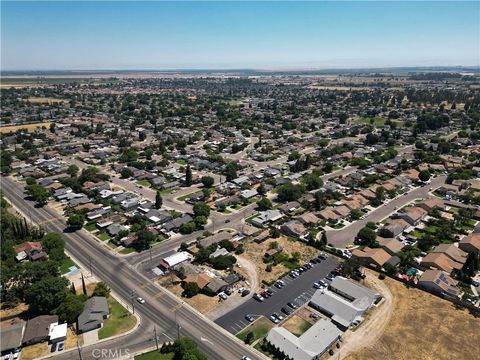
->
[318,279,328,288]
[265,289,274,296]
[313,282,322,289]
[241,289,251,297]
[219,292,228,300]
[281,307,291,315]
[287,302,297,309]
[245,314,255,322]
[319,253,327,260]
[260,291,270,299]
[326,273,335,281]
[273,312,284,321]
[58,343,64,351]
[253,293,264,302]
[269,314,279,324]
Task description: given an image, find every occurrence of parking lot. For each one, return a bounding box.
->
[214,255,339,334]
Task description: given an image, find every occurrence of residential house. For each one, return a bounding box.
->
[377,237,405,255]
[459,233,480,254]
[22,315,58,346]
[159,252,191,271]
[1,321,25,354]
[418,269,460,297]
[15,242,47,262]
[281,220,307,239]
[251,210,284,227]
[318,208,341,222]
[399,206,428,226]
[382,218,411,237]
[296,212,321,226]
[421,253,463,274]
[417,198,446,212]
[352,247,399,268]
[77,296,110,333]
[431,244,468,266]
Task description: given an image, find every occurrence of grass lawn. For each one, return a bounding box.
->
[60,257,77,274]
[177,192,197,202]
[98,296,137,339]
[135,350,174,360]
[97,232,110,241]
[160,187,180,195]
[120,247,137,254]
[282,315,312,337]
[85,223,97,232]
[176,159,187,165]
[354,116,386,126]
[237,317,273,342]
[245,212,260,224]
[137,180,151,188]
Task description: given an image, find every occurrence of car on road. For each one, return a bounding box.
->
[287,302,297,309]
[245,314,255,322]
[269,314,279,324]
[241,356,252,360]
[225,219,231,223]
[136,297,146,304]
[281,307,291,315]
[253,293,264,302]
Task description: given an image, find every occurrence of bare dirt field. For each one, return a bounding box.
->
[25,97,66,104]
[282,314,312,337]
[243,236,319,287]
[0,122,51,133]
[343,271,480,360]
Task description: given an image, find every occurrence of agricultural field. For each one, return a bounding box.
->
[0,121,51,133]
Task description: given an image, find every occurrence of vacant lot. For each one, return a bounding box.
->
[243,236,319,285]
[0,122,51,133]
[344,275,480,360]
[25,97,66,104]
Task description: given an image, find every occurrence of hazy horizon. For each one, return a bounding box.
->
[2,1,479,71]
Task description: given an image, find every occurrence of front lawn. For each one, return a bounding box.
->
[97,232,110,241]
[98,296,137,339]
[237,317,273,342]
[59,257,77,274]
[84,222,97,232]
[120,247,137,254]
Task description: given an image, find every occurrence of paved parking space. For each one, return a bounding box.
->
[214,256,339,333]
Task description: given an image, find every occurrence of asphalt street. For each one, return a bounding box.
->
[2,176,265,360]
[326,175,447,247]
[215,256,339,334]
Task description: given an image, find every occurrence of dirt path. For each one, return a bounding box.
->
[337,270,394,359]
[235,255,259,292]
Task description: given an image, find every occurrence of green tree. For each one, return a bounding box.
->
[350,209,363,221]
[134,229,155,251]
[419,169,431,182]
[67,212,85,229]
[121,167,133,179]
[276,182,305,202]
[179,222,196,234]
[194,216,207,228]
[193,202,210,218]
[257,197,272,210]
[183,282,200,298]
[303,173,323,191]
[25,184,51,205]
[67,164,79,177]
[155,191,163,209]
[41,233,65,262]
[25,276,69,315]
[92,281,111,298]
[224,163,238,182]
[55,293,85,323]
[357,226,377,246]
[200,176,214,188]
[185,165,192,186]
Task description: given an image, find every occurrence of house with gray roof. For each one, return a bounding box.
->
[77,296,109,333]
[1,321,25,354]
[266,319,342,360]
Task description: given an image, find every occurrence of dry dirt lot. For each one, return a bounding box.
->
[282,314,312,337]
[243,235,319,286]
[0,122,51,133]
[343,273,480,360]
[158,277,220,315]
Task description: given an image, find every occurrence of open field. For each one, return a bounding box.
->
[25,97,66,104]
[343,275,480,360]
[0,122,51,133]
[243,235,319,285]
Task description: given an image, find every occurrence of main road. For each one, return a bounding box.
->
[2,176,265,360]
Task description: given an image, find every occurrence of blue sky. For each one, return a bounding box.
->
[1,1,479,70]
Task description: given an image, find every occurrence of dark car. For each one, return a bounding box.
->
[245,314,255,322]
[281,307,291,315]
[311,258,319,264]
[265,289,274,296]
[287,302,297,309]
[241,289,251,297]
[326,273,335,281]
[319,254,327,260]
[260,291,270,298]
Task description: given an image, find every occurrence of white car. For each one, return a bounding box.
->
[136,297,146,304]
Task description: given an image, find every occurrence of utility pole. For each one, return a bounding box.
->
[89,256,93,277]
[149,244,152,261]
[153,326,159,350]
[130,289,136,314]
[77,338,83,360]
